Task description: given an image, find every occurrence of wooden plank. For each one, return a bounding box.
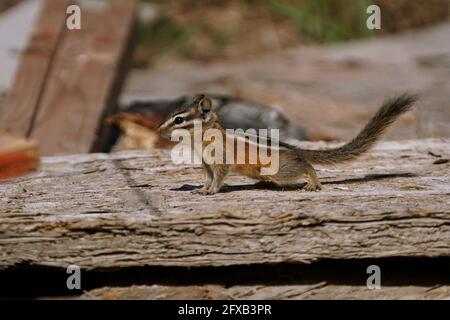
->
[0,139,449,269]
[0,134,39,180]
[29,1,137,155]
[0,0,69,137]
[79,284,450,300]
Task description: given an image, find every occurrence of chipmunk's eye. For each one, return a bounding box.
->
[174,116,184,124]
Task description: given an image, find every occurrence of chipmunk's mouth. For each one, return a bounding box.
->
[158,127,174,140]
[158,129,168,139]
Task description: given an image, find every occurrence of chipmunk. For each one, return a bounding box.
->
[158,94,417,195]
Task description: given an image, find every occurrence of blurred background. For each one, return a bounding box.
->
[134,0,449,66]
[1,0,450,156]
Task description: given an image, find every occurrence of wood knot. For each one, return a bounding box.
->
[194,226,205,236]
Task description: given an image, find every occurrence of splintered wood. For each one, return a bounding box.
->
[0,139,449,270]
[0,0,137,156]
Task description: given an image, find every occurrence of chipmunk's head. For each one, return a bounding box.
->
[158,94,217,139]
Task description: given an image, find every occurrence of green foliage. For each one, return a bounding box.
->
[269,0,374,42]
[137,14,231,64]
[137,16,193,60]
[135,0,383,66]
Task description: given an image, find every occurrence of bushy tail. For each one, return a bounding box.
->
[300,93,417,165]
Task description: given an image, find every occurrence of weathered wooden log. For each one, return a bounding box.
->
[0,139,449,270]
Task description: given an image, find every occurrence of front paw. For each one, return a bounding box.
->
[303,183,322,192]
[192,188,215,195]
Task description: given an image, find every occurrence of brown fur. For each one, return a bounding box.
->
[158,93,417,194]
[299,94,417,164]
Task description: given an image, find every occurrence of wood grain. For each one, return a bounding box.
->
[0,0,137,156]
[78,283,450,300]
[0,0,69,137]
[0,139,449,270]
[30,1,137,155]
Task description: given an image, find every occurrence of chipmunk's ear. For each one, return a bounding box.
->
[194,94,212,114]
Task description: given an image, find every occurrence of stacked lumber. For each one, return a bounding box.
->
[0,0,138,156]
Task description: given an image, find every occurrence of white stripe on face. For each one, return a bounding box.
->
[170,111,191,121]
[160,111,194,130]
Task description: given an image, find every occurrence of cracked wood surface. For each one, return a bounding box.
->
[0,139,449,270]
[78,284,450,300]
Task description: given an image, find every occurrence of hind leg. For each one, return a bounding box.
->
[304,163,322,191]
[263,153,307,186]
[263,155,321,191]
